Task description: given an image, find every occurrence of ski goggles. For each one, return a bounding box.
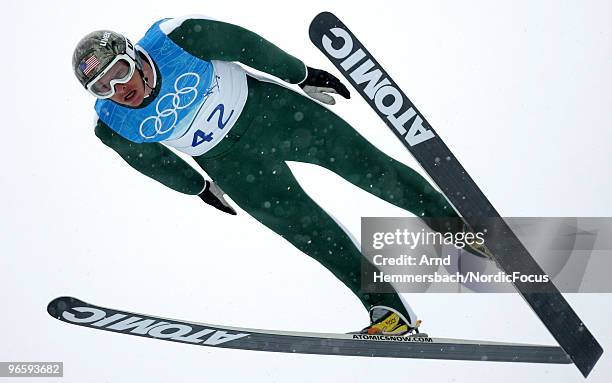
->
[85,54,137,99]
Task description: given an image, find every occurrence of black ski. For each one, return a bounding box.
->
[308,11,601,377]
[48,297,570,365]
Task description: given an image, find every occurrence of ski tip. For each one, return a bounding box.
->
[309,11,343,42]
[312,11,335,21]
[47,296,81,319]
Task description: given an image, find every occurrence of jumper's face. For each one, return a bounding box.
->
[108,70,146,107]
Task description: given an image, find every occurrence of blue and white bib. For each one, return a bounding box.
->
[95,19,248,156]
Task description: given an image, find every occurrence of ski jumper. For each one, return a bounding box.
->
[94,16,460,325]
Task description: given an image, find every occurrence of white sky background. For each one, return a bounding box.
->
[1,0,611,382]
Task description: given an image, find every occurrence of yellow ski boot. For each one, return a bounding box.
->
[361,306,421,336]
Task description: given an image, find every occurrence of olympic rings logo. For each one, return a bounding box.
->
[139,73,200,139]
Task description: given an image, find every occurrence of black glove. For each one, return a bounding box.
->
[198,180,237,215]
[298,66,350,105]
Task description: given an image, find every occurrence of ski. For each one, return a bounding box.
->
[48,296,570,365]
[308,12,602,377]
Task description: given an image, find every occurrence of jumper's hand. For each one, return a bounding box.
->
[298,66,350,105]
[198,180,237,215]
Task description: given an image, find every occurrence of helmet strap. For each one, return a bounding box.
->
[141,67,154,97]
[135,51,155,98]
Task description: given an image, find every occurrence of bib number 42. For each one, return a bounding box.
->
[191,103,235,147]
